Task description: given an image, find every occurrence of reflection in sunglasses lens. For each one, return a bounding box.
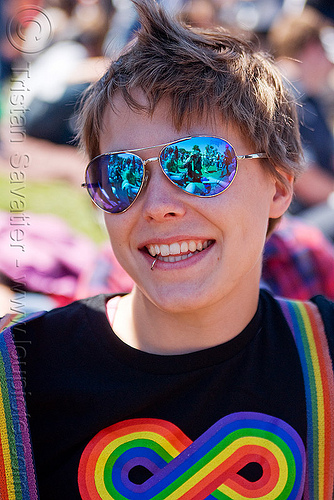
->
[161,137,237,196]
[87,153,143,213]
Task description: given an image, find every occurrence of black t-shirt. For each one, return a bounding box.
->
[12,290,334,499]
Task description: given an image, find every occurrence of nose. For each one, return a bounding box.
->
[140,158,187,222]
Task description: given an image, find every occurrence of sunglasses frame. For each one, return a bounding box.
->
[82,135,268,214]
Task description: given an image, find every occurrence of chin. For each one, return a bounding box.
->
[141,283,215,315]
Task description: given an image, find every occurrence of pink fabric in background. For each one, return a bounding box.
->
[0,212,97,298]
[75,243,133,299]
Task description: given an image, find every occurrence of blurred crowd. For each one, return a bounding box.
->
[0,0,334,316]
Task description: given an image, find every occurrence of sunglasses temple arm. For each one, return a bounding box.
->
[236,153,268,160]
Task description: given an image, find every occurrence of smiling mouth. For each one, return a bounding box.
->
[145,240,214,263]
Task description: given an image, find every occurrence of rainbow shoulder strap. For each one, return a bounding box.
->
[278,298,334,500]
[0,316,39,499]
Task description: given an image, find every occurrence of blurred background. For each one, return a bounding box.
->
[0,0,334,317]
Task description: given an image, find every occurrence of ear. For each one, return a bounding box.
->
[269,172,294,219]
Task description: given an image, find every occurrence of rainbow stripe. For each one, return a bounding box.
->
[278,299,334,500]
[0,314,25,334]
[0,327,38,499]
[78,413,306,500]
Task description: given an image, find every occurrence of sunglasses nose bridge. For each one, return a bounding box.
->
[142,169,150,190]
[141,156,162,190]
[142,156,159,168]
[141,155,175,196]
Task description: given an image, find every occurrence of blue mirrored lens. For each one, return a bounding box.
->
[160,137,237,196]
[86,153,143,213]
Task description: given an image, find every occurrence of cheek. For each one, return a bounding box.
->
[240,168,275,217]
[237,181,276,258]
[104,213,142,281]
[104,214,129,255]
[211,173,274,254]
[212,176,273,229]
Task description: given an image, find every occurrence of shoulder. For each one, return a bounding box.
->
[1,294,118,391]
[260,289,334,332]
[260,288,334,317]
[8,294,113,348]
[311,295,334,361]
[311,294,334,316]
[261,289,334,363]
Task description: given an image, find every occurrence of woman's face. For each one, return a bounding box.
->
[100,94,292,314]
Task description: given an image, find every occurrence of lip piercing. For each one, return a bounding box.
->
[151,258,157,270]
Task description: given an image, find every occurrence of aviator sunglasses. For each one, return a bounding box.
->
[82,136,267,214]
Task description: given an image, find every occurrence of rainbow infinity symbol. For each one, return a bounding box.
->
[78,412,306,500]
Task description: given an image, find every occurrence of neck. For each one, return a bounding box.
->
[112,280,261,355]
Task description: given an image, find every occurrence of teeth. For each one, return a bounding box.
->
[146,240,212,258]
[189,240,196,252]
[158,252,195,263]
[180,242,188,253]
[160,244,169,256]
[149,244,156,256]
[170,242,181,255]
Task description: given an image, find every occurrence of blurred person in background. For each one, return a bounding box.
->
[306,0,334,22]
[269,5,334,239]
[0,0,113,183]
[22,0,115,145]
[177,0,220,28]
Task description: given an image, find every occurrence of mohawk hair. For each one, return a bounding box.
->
[77,0,303,185]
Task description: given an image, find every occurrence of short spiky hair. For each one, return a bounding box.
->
[78,0,303,183]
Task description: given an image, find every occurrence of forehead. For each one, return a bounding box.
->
[100,92,172,151]
[99,91,251,154]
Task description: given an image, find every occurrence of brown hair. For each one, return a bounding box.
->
[77,0,303,208]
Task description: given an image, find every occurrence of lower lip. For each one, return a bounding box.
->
[144,243,214,270]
